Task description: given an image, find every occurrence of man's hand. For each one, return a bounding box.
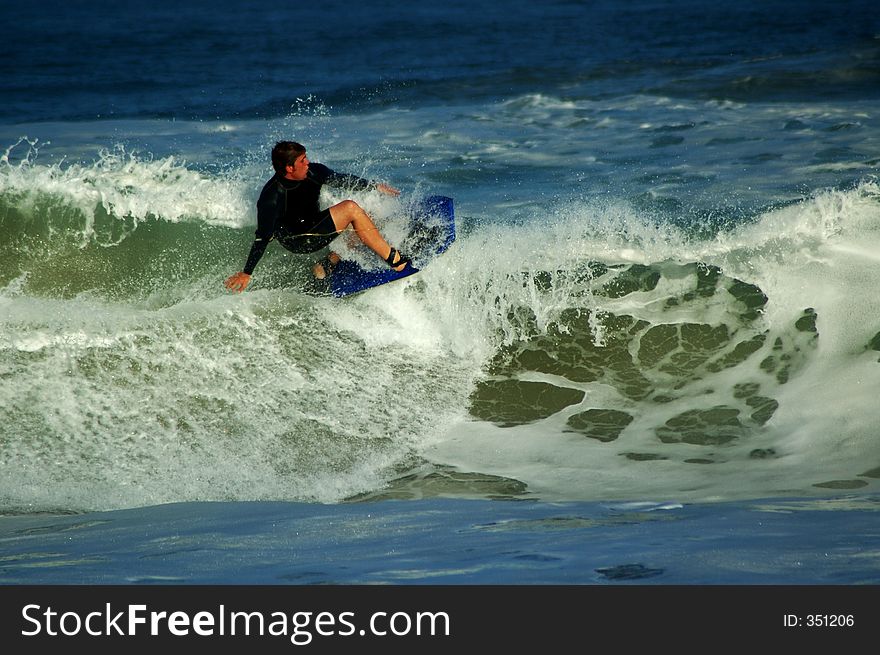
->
[376,183,400,197]
[224,271,252,293]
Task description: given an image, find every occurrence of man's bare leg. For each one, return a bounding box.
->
[328,200,408,271]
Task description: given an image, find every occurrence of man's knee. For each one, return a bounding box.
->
[335,199,361,216]
[329,199,359,230]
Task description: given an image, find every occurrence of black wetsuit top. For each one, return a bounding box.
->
[242,163,375,275]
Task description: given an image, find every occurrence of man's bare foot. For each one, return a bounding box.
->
[313,252,341,279]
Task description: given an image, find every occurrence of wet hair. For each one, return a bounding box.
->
[271,141,306,173]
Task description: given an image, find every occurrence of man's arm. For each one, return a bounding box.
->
[224,180,280,292]
[318,163,400,196]
[242,235,271,275]
[223,234,270,291]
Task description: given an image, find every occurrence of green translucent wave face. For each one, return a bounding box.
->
[0,194,250,302]
[468,261,821,454]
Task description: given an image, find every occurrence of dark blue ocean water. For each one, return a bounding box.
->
[2,0,880,608]
[3,0,878,123]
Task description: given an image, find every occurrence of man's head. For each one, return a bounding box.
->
[271,141,308,178]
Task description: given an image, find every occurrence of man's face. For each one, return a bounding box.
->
[287,152,309,180]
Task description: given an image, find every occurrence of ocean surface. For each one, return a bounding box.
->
[2,0,880,594]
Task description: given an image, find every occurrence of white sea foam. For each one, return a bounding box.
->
[423,181,880,503]
[1,138,255,244]
[2,96,880,511]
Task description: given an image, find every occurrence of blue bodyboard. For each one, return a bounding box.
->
[328,195,455,297]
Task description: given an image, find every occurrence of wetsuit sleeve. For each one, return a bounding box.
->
[242,180,282,275]
[242,237,269,276]
[313,163,376,193]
